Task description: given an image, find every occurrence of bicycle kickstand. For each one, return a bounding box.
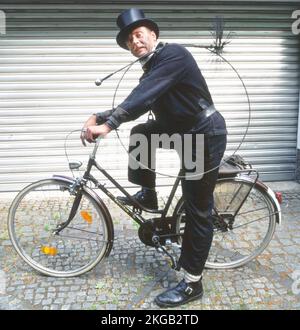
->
[152,236,180,271]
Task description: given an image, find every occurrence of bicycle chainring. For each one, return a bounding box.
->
[138,223,156,247]
[138,217,177,247]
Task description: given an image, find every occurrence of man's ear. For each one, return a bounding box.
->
[151,30,157,41]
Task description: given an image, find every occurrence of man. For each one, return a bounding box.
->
[81,8,227,307]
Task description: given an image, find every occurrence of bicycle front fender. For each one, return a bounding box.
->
[52,174,75,184]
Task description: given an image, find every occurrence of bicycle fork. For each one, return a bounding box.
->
[53,180,83,235]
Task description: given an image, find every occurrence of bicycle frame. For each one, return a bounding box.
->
[71,138,182,229]
[61,138,264,231]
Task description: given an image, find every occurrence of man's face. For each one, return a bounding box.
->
[126,26,157,58]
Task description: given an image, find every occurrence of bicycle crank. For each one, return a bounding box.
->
[152,235,180,271]
[138,219,180,270]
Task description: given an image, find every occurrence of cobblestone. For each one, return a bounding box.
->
[1,183,300,310]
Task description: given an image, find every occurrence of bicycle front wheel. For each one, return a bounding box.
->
[173,176,278,269]
[8,178,113,277]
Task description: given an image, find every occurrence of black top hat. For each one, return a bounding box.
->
[116,8,159,50]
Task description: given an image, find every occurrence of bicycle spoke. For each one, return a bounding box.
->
[61,226,105,237]
[231,212,278,231]
[237,206,269,216]
[57,233,108,243]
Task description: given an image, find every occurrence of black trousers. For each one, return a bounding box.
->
[128,120,227,276]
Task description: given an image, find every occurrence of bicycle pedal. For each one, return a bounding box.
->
[165,239,172,247]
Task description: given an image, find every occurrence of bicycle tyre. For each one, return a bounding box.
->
[8,177,114,277]
[173,176,278,269]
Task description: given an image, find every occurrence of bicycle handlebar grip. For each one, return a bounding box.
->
[95,78,102,86]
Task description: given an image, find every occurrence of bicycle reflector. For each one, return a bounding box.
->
[80,210,93,224]
[41,246,57,256]
[275,192,282,204]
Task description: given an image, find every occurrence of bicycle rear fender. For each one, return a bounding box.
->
[256,180,281,225]
[239,175,282,225]
[52,175,114,257]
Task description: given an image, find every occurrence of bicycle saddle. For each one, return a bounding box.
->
[218,161,241,178]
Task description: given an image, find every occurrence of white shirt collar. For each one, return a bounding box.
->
[139,41,158,68]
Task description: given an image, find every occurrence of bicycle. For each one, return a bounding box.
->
[7,136,282,277]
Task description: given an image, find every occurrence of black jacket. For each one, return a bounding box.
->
[96,42,227,135]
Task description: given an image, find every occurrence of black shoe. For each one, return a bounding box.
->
[117,188,158,210]
[155,279,203,308]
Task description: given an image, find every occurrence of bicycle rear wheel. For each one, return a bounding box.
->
[8,178,113,277]
[173,176,278,269]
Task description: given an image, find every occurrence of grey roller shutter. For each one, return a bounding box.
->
[0,1,299,192]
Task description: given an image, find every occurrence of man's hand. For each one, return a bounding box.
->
[81,114,97,146]
[81,122,112,146]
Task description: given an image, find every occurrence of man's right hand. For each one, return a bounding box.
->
[80,114,97,146]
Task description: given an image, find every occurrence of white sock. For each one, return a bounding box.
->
[184,270,202,283]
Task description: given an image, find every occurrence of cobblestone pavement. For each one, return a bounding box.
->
[0,182,300,310]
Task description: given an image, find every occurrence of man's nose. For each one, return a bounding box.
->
[132,35,140,45]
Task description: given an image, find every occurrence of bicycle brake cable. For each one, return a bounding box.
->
[64,129,83,178]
